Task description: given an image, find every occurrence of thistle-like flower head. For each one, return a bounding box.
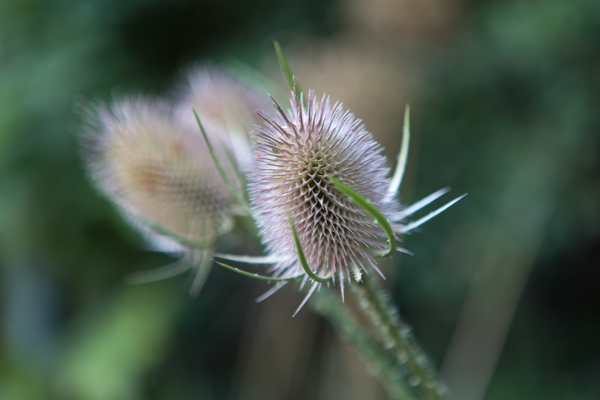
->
[81,97,238,252]
[249,90,400,288]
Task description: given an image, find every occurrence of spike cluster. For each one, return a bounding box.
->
[248,90,402,292]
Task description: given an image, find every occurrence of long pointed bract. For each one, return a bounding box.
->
[189,250,211,297]
[329,177,397,257]
[215,260,303,282]
[124,258,191,285]
[387,105,411,200]
[390,187,451,222]
[193,107,252,215]
[398,194,467,233]
[214,253,288,264]
[289,214,331,283]
[293,282,319,317]
[274,40,302,98]
[255,281,289,303]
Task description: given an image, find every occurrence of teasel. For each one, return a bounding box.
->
[174,66,272,173]
[215,86,464,314]
[80,96,241,295]
[190,49,458,399]
[252,89,400,290]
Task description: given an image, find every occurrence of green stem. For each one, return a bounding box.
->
[310,290,417,400]
[351,274,448,400]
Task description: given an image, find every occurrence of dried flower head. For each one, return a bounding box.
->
[81,96,238,253]
[249,90,401,294]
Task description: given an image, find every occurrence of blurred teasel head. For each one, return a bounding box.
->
[80,97,241,290]
[174,66,272,170]
[248,89,402,296]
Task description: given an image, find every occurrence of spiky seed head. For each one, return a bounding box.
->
[175,67,272,170]
[249,90,400,286]
[81,96,238,251]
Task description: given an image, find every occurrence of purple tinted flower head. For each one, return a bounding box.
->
[81,96,238,252]
[249,89,401,293]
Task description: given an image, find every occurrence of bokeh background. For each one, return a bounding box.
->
[1,0,599,399]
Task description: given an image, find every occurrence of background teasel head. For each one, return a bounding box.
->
[248,89,402,298]
[174,66,272,171]
[80,96,241,293]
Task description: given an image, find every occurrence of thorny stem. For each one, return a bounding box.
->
[351,274,448,400]
[310,290,417,400]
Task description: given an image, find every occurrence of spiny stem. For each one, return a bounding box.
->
[351,274,448,400]
[310,289,418,400]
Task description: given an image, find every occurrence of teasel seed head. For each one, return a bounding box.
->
[81,96,239,253]
[248,89,401,291]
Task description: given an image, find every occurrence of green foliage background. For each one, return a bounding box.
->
[0,0,598,399]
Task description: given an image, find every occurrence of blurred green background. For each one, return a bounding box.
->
[0,0,598,399]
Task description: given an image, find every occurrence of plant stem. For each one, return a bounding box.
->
[351,274,447,400]
[310,290,417,400]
